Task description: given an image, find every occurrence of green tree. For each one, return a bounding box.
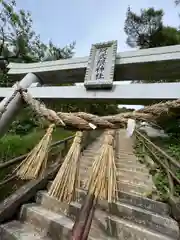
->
[43,40,75,61]
[125,5,180,160]
[0,0,76,134]
[124,7,180,49]
[0,0,75,86]
[0,0,75,65]
[0,0,119,136]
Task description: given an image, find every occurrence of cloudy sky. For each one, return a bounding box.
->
[16,0,179,56]
[15,0,180,109]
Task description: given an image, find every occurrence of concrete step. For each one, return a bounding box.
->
[109,202,179,239]
[20,203,73,240]
[117,166,149,174]
[36,191,178,240]
[117,191,169,216]
[108,216,175,240]
[79,165,151,179]
[82,152,99,158]
[0,220,51,240]
[82,173,151,187]
[79,166,151,183]
[80,153,143,165]
[116,151,138,156]
[116,158,142,164]
[79,171,152,190]
[83,144,102,150]
[79,162,150,175]
[115,167,149,176]
[116,178,152,188]
[81,169,153,196]
[117,181,153,196]
[38,189,170,217]
[21,202,109,239]
[117,169,151,180]
[116,148,136,152]
[117,174,152,186]
[76,188,168,216]
[80,159,148,172]
[115,157,141,164]
[80,157,95,164]
[47,168,152,196]
[47,178,150,201]
[116,169,151,181]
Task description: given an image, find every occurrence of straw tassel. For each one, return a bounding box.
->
[71,130,118,240]
[48,131,83,203]
[15,124,55,180]
[85,130,118,202]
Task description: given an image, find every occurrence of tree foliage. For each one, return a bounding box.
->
[124,7,180,49]
[0,0,75,63]
[0,0,119,135]
[125,5,180,162]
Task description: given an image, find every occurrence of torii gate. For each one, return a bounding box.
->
[0,40,180,136]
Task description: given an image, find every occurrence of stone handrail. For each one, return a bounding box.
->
[0,135,75,194]
[0,130,102,224]
[135,129,180,196]
[0,130,102,198]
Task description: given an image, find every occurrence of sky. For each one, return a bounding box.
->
[15,0,180,109]
[15,0,180,56]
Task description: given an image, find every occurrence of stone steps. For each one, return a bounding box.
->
[47,179,151,200]
[80,157,147,170]
[41,187,170,217]
[20,202,110,240]
[80,172,152,188]
[1,187,176,240]
[80,164,151,182]
[0,131,179,240]
[20,203,73,240]
[0,220,51,240]
[108,217,175,240]
[35,190,178,240]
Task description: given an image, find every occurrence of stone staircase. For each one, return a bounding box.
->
[0,130,179,240]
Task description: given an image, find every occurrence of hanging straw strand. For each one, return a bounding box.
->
[85,130,118,203]
[15,124,55,180]
[48,131,83,203]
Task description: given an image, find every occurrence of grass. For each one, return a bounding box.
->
[134,135,180,201]
[0,127,74,201]
[0,127,73,162]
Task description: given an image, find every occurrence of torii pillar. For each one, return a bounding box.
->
[0,73,40,137]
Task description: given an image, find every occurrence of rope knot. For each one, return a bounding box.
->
[104,130,115,145]
[74,131,83,144]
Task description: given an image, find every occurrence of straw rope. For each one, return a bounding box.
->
[19,88,180,130]
[1,85,179,130]
[21,91,65,126]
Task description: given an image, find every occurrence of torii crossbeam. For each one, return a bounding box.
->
[0,40,180,136]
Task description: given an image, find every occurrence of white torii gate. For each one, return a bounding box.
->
[0,40,180,136]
